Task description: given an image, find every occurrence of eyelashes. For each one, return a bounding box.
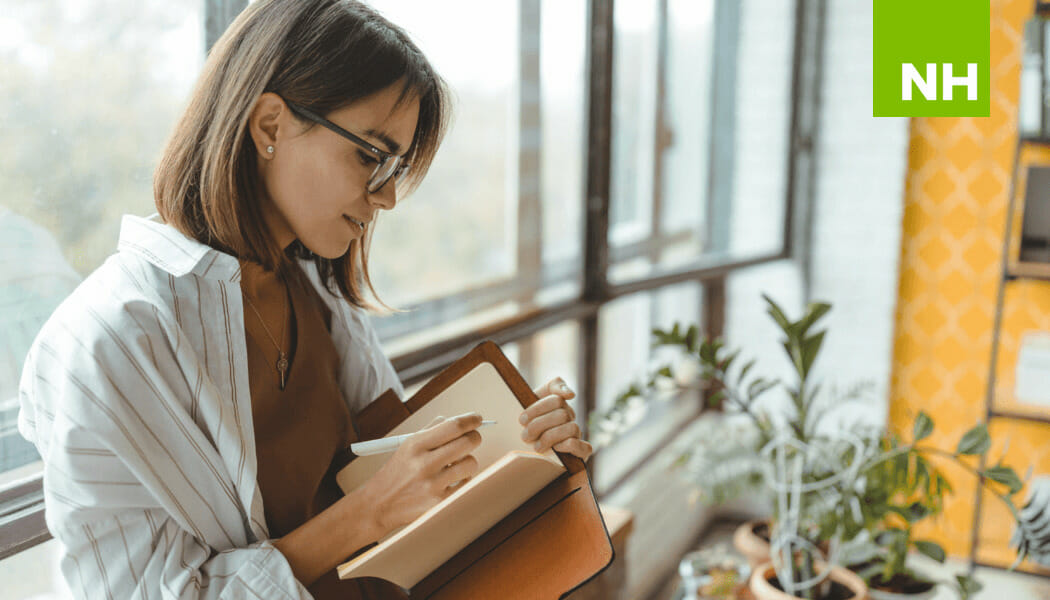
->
[356,150,379,166]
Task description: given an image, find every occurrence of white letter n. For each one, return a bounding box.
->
[902,63,937,101]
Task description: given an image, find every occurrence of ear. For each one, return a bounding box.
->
[248,92,287,159]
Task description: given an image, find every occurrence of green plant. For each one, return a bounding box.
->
[838,410,1025,599]
[590,295,1033,600]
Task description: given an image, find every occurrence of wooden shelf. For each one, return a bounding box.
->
[1007,261,1050,281]
[1019,136,1050,145]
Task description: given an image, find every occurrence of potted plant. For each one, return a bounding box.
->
[836,412,1024,599]
[590,296,1033,600]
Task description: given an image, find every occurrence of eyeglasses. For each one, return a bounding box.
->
[283,100,410,194]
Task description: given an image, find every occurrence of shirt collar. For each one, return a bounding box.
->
[117,212,243,282]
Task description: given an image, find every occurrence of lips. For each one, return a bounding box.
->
[343,215,366,229]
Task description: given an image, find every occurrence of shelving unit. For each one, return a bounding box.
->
[969,135,1050,575]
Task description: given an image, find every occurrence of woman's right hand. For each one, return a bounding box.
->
[361,413,484,536]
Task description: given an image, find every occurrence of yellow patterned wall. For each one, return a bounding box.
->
[889,0,1050,571]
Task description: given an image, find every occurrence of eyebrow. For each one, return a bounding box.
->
[364,128,404,156]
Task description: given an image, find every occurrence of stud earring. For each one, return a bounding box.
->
[266,145,274,154]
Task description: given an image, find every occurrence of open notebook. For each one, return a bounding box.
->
[334,361,569,589]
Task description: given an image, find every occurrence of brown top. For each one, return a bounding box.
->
[239,258,371,599]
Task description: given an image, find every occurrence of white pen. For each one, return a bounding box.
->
[350,419,498,456]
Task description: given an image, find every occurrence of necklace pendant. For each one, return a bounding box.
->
[277,352,289,389]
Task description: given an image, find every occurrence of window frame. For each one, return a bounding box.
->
[0,0,824,561]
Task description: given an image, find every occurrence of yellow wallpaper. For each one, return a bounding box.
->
[889,0,1050,571]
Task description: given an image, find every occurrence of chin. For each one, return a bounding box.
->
[298,236,352,260]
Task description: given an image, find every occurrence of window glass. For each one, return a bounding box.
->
[594,281,703,493]
[0,0,203,484]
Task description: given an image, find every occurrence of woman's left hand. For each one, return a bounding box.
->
[519,377,592,461]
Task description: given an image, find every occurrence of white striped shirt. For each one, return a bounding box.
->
[17,212,405,599]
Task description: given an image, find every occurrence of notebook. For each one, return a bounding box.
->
[334,361,568,588]
[332,341,613,599]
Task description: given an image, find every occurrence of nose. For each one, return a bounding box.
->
[366,179,397,211]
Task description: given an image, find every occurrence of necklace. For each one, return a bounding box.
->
[243,277,290,390]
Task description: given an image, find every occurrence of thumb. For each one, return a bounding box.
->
[425,415,446,428]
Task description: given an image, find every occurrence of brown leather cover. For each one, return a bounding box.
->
[347,341,614,599]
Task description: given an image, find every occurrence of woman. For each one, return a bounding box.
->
[16,1,592,598]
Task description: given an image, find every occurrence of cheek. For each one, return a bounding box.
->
[268,146,353,224]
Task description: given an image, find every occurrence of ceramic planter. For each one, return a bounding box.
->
[749,561,867,600]
[732,519,771,568]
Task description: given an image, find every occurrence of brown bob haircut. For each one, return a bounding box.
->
[154,0,451,312]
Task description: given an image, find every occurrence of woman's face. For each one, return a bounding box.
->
[250,82,420,258]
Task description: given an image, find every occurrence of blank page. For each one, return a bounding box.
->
[335,361,561,497]
[336,450,566,588]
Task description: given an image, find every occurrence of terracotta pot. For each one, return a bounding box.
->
[732,520,771,569]
[749,561,867,600]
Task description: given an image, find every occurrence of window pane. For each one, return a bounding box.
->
[368,0,517,307]
[608,0,795,285]
[594,282,703,493]
[726,0,795,257]
[609,0,659,247]
[657,0,715,262]
[502,320,580,399]
[0,0,202,481]
[541,0,587,272]
[367,1,585,352]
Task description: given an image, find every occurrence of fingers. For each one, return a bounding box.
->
[531,421,582,454]
[412,412,483,451]
[532,377,576,401]
[521,401,575,443]
[519,394,576,428]
[429,428,483,468]
[437,454,479,490]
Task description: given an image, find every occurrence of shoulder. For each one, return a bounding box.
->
[24,253,183,384]
[57,252,175,326]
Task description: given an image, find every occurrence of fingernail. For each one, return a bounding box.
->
[519,412,528,425]
[534,442,543,451]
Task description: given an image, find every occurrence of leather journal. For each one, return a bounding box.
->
[335,340,615,599]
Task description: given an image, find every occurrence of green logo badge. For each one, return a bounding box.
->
[873,0,990,117]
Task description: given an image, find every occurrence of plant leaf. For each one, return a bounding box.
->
[738,359,756,383]
[956,424,991,456]
[913,411,934,442]
[982,465,1024,495]
[764,294,792,332]
[721,349,740,373]
[903,501,930,523]
[747,378,776,401]
[800,329,826,375]
[684,325,699,353]
[955,574,983,600]
[796,302,832,337]
[913,540,946,563]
